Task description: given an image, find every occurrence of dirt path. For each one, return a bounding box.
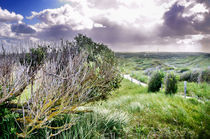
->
[123,74,147,87]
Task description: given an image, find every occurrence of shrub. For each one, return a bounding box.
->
[19,46,47,73]
[180,71,191,81]
[165,73,178,95]
[0,34,122,138]
[73,34,122,98]
[148,71,164,92]
[190,70,200,82]
[179,68,189,73]
[200,68,210,83]
[180,69,210,83]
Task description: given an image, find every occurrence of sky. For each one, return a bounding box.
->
[0,0,210,52]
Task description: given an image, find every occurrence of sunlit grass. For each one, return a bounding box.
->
[15,78,210,138]
[90,79,209,138]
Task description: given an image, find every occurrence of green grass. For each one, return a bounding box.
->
[50,79,209,138]
[55,53,210,138]
[177,81,210,100]
[130,71,148,83]
[11,79,210,138]
[87,79,210,138]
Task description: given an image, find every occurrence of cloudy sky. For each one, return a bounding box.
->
[0,0,210,52]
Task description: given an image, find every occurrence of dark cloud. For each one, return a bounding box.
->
[36,24,77,40]
[11,23,36,34]
[160,2,196,37]
[160,1,210,37]
[85,21,150,46]
[200,37,210,52]
[194,13,210,34]
[197,0,210,7]
[200,37,210,46]
[1,0,209,52]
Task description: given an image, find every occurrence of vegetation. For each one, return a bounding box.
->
[118,52,210,84]
[148,71,164,92]
[165,73,178,95]
[0,42,209,138]
[89,80,209,138]
[0,34,121,138]
[22,79,209,138]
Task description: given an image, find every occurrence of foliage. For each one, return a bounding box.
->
[0,106,20,138]
[180,69,210,83]
[200,68,210,83]
[180,71,191,81]
[165,73,178,95]
[20,46,47,73]
[0,34,122,138]
[33,108,129,138]
[0,54,30,104]
[73,34,122,98]
[148,71,164,92]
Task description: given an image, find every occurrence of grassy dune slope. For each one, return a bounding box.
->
[90,79,210,138]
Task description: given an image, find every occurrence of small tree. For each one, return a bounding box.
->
[165,73,178,95]
[148,71,164,92]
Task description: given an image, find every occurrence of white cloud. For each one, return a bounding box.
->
[27,4,100,30]
[0,0,208,52]
[0,23,15,38]
[0,7,23,23]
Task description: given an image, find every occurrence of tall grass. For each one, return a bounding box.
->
[17,79,210,138]
[178,81,210,100]
[30,106,130,138]
[94,79,210,138]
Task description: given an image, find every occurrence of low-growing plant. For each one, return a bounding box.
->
[148,71,164,92]
[0,106,20,138]
[165,73,178,95]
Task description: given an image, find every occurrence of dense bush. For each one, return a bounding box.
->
[191,70,200,82]
[165,73,178,95]
[148,71,164,92]
[180,69,210,83]
[200,69,210,83]
[180,71,191,81]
